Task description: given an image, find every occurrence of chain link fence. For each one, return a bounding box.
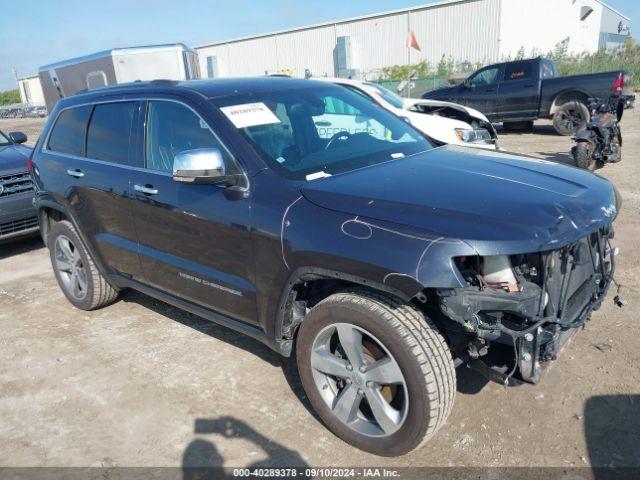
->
[376,76,450,98]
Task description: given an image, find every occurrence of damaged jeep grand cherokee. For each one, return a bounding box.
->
[31,77,621,456]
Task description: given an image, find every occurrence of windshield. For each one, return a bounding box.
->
[0,130,10,146]
[211,85,431,180]
[364,82,405,109]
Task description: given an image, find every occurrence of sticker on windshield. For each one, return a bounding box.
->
[306,171,332,181]
[220,102,281,129]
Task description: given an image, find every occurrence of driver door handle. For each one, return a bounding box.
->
[134,184,159,195]
[66,169,85,178]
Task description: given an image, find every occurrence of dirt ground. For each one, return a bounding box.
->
[0,112,639,470]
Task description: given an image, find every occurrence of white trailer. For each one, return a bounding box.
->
[38,43,200,112]
[17,75,46,107]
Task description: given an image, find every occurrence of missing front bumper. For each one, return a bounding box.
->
[438,228,617,384]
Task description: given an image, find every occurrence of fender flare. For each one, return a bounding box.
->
[550,90,590,116]
[35,196,117,287]
[273,266,420,343]
[574,129,595,143]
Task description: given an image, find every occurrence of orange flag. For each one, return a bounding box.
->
[407,30,421,51]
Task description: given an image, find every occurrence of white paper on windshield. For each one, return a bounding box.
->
[306,171,332,181]
[220,102,281,129]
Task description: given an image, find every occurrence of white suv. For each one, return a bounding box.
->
[314,77,498,150]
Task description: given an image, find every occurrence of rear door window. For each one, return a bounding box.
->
[504,62,533,82]
[47,105,92,156]
[86,102,137,165]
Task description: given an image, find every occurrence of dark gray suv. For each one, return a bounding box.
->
[0,129,37,243]
[31,78,621,455]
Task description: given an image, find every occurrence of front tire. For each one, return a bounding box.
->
[573,141,596,171]
[48,220,119,310]
[296,290,455,456]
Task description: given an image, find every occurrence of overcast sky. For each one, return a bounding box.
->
[0,0,637,91]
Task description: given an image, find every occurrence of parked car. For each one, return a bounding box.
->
[314,77,497,149]
[32,78,620,456]
[0,130,38,243]
[422,57,633,135]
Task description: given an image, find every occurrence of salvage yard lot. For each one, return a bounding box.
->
[0,113,638,468]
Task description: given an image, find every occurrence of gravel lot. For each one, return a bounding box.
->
[1,113,639,470]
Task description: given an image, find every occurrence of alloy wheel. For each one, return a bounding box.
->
[54,235,88,301]
[310,323,409,437]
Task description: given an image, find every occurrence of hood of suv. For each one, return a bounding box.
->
[301,146,619,254]
[0,144,31,176]
[421,85,457,99]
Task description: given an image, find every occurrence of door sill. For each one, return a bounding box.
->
[108,274,292,356]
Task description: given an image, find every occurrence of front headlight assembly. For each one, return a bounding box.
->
[455,128,494,144]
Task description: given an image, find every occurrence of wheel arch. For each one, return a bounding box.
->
[37,200,71,247]
[274,267,420,347]
[36,198,115,286]
[549,90,590,116]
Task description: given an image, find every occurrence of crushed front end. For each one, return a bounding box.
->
[435,226,620,384]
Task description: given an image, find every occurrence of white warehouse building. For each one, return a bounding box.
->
[195,0,631,80]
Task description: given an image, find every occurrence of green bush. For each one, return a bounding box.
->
[0,89,21,106]
[521,36,639,90]
[377,37,640,94]
[380,60,430,80]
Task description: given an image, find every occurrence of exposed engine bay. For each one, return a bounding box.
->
[433,227,620,384]
[408,104,496,138]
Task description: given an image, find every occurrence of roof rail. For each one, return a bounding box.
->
[149,79,180,86]
[73,79,181,96]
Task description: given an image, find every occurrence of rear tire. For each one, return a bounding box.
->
[296,289,455,456]
[48,220,119,310]
[553,100,589,136]
[573,141,596,171]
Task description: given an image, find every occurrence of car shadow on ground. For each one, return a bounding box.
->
[122,291,501,427]
[182,416,309,478]
[120,290,284,367]
[0,235,43,260]
[120,291,323,424]
[585,394,640,475]
[532,151,576,166]
[496,124,561,137]
[455,365,490,394]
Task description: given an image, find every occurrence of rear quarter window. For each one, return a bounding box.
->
[47,105,92,156]
[504,62,533,82]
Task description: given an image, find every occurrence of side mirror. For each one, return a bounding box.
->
[172,148,234,185]
[9,131,27,144]
[463,80,474,89]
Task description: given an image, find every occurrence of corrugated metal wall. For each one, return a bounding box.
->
[498,0,605,58]
[195,0,501,79]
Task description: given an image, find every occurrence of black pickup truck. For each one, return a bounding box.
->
[422,57,633,135]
